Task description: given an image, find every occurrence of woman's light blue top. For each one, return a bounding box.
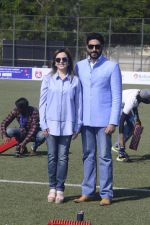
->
[39,72,82,136]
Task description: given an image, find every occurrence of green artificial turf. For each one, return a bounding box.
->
[0,80,150,225]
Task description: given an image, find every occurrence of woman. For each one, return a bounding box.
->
[39,48,82,203]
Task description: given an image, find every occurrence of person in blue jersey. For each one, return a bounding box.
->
[73,33,122,206]
[39,48,82,204]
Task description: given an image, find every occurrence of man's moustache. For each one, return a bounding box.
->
[91,51,98,54]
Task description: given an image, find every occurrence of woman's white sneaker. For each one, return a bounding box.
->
[47,189,56,202]
[55,191,64,204]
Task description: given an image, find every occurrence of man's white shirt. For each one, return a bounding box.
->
[122,89,140,114]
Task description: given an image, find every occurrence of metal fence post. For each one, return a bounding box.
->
[108,17,112,58]
[75,16,79,63]
[44,15,48,67]
[140,18,144,72]
[12,15,16,66]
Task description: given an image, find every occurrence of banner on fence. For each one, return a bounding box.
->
[32,67,51,80]
[122,71,150,85]
[0,67,32,80]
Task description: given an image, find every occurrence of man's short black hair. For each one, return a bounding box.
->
[86,32,105,45]
[15,97,29,109]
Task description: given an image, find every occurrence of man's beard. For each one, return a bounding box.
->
[89,51,102,60]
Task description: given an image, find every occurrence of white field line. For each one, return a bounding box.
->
[0,179,150,193]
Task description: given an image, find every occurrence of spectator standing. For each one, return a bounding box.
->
[39,48,82,203]
[74,32,122,206]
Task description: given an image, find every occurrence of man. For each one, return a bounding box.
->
[112,89,150,162]
[0,97,45,157]
[74,33,122,206]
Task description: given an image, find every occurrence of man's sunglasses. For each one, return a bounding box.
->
[88,44,102,50]
[55,57,68,63]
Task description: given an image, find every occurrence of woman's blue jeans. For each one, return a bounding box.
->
[46,134,72,192]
